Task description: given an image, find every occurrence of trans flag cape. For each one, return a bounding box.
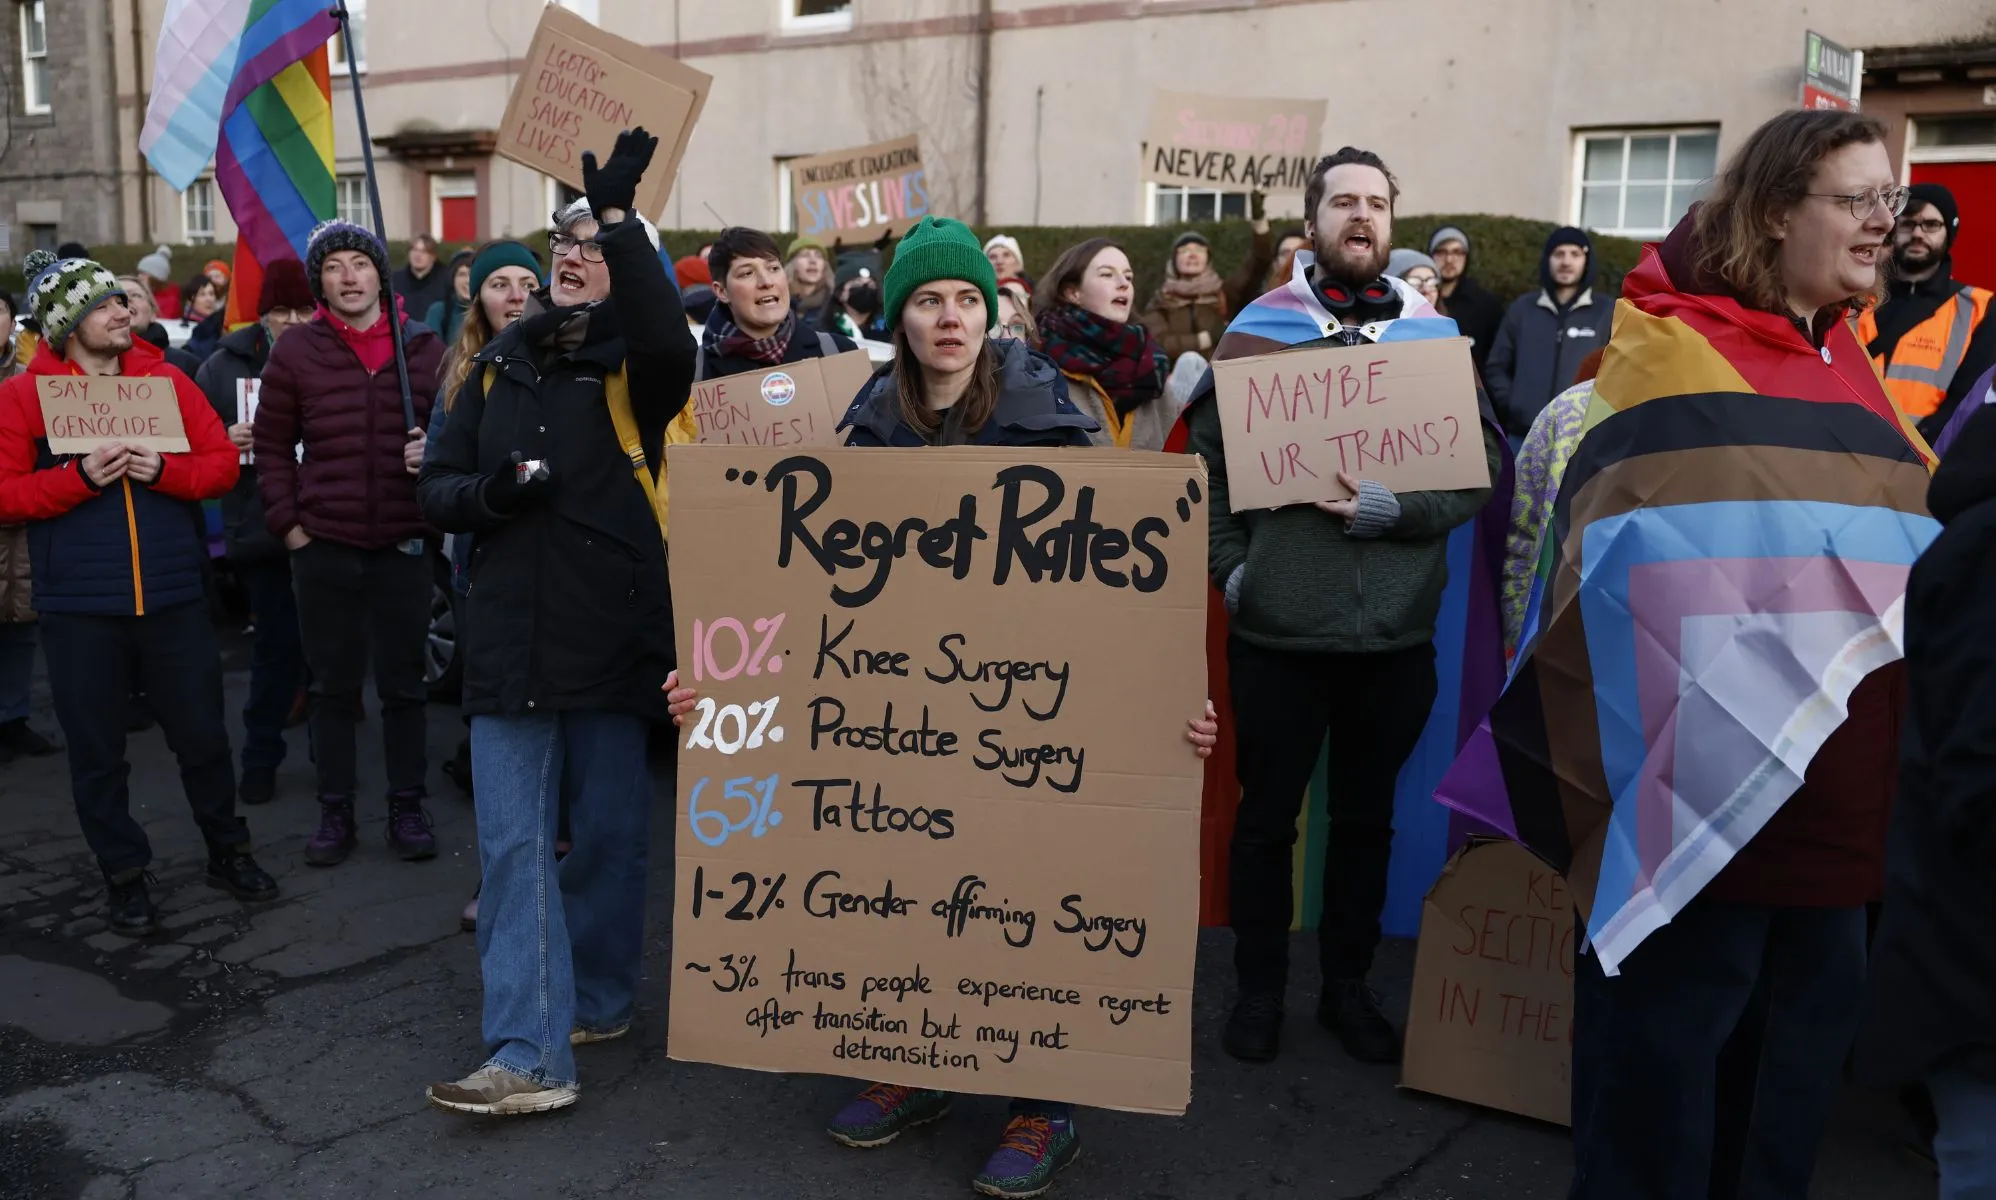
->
[1436,229,1940,974]
[1169,250,1514,935]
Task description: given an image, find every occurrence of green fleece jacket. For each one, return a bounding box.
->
[1183,381,1500,654]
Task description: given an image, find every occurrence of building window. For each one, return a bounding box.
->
[782,0,852,35]
[557,0,599,21]
[184,179,216,244]
[335,175,370,226]
[20,1,49,115]
[1147,185,1248,227]
[331,0,365,74]
[28,223,57,254]
[1574,128,1718,239]
[1909,115,1996,161]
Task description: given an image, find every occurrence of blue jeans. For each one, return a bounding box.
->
[472,709,652,1088]
[1930,1058,1996,1200]
[238,559,303,771]
[0,621,36,723]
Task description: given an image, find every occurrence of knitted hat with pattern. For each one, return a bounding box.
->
[304,220,389,305]
[884,216,998,332]
[23,249,123,352]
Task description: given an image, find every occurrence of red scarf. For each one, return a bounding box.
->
[318,301,398,374]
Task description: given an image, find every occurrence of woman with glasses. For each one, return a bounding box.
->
[990,280,1038,348]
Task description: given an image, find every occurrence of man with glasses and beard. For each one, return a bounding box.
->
[1181,147,1505,1067]
[1857,182,1995,440]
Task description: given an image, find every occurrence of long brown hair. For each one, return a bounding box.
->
[891,324,1003,443]
[1691,109,1890,314]
[1032,238,1120,320]
[439,291,500,410]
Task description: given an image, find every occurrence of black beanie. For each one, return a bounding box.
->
[1907,183,1959,251]
[1540,225,1594,296]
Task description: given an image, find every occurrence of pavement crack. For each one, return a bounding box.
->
[1335,1114,1478,1200]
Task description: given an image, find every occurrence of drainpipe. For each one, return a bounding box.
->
[973,0,991,225]
[128,0,152,241]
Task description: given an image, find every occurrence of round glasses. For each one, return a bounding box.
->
[1807,185,1910,221]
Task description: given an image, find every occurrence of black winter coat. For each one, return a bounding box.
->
[840,338,1098,448]
[418,215,697,719]
[1855,401,1996,1086]
[393,264,452,334]
[1441,275,1506,376]
[195,323,283,562]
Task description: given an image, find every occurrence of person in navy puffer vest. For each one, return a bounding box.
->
[0,249,280,936]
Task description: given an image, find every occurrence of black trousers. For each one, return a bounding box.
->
[1226,637,1438,993]
[289,539,430,798]
[41,602,246,873]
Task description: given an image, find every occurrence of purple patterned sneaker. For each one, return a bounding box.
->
[825,1083,953,1148]
[972,1114,1081,1198]
[304,795,357,866]
[386,790,437,861]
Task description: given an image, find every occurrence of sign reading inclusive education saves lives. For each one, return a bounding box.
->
[788,136,928,243]
[1143,91,1327,193]
[664,446,1209,1114]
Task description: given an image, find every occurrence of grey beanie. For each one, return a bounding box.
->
[1387,248,1438,279]
[135,244,173,281]
[1427,226,1470,256]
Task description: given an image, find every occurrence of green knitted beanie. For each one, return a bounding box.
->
[786,233,827,262]
[23,249,122,352]
[882,216,998,332]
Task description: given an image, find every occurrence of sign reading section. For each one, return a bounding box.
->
[665,446,1209,1114]
[39,376,189,454]
[1143,91,1327,193]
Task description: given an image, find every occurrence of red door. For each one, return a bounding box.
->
[439,195,477,244]
[1912,161,1996,291]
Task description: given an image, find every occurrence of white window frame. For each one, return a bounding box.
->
[20,1,49,116]
[183,178,216,245]
[330,0,365,75]
[557,0,600,22]
[1570,126,1720,240]
[775,156,802,233]
[781,0,853,36]
[1905,115,1996,167]
[335,175,370,227]
[1143,183,1249,227]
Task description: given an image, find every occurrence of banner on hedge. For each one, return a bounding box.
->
[664,446,1209,1115]
[1143,91,1326,193]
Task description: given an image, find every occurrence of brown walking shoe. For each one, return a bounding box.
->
[426,1065,577,1116]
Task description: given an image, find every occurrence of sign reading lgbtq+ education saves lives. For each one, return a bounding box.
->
[664,446,1209,1115]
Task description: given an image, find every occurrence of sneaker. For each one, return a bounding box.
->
[205,845,280,902]
[386,790,437,861]
[1222,991,1284,1062]
[1319,977,1403,1064]
[426,1065,578,1116]
[570,1022,630,1046]
[238,764,278,807]
[304,795,357,866]
[0,718,60,758]
[972,1114,1081,1198]
[825,1083,953,1148]
[460,882,479,933]
[101,867,158,937]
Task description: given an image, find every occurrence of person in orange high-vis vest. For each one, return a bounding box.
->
[1857,182,1996,439]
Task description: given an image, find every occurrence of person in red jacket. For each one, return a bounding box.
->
[255,221,445,868]
[0,249,278,935]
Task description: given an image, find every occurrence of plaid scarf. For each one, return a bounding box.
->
[707,307,797,366]
[1038,302,1169,416]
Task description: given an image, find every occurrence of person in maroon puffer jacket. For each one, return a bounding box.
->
[255,221,445,868]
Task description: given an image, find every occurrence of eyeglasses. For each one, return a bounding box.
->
[999,321,1030,339]
[548,232,605,263]
[267,307,313,323]
[1897,217,1948,236]
[1807,185,1910,221]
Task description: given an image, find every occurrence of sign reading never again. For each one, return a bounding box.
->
[664,446,1209,1114]
[1143,91,1327,192]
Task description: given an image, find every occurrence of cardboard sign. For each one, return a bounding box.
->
[1143,91,1326,192]
[689,351,874,449]
[664,446,1210,1114]
[235,378,259,464]
[1208,337,1488,510]
[39,376,189,454]
[496,4,712,218]
[788,136,928,243]
[1401,840,1574,1127]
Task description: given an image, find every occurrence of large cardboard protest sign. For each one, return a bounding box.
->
[1401,840,1574,1126]
[497,4,712,218]
[1208,337,1488,510]
[39,376,189,454]
[789,136,928,243]
[665,446,1209,1114]
[1143,91,1327,193]
[688,350,874,449]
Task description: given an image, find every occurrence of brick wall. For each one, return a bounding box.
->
[0,0,123,261]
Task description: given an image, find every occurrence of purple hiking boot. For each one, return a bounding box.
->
[305,795,357,866]
[387,789,437,861]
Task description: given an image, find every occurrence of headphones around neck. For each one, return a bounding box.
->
[1316,278,1398,311]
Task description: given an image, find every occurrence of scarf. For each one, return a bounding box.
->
[1038,302,1168,416]
[708,307,797,366]
[1155,269,1227,314]
[517,291,596,356]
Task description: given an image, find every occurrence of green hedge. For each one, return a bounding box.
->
[3,216,1644,311]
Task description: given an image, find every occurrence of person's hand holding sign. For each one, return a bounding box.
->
[124,444,163,486]
[1314,470,1401,537]
[1187,700,1220,759]
[80,442,129,487]
[582,126,658,227]
[662,670,699,726]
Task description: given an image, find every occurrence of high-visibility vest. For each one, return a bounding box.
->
[1858,284,1994,418]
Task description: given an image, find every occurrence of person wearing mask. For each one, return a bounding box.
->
[255,221,445,868]
[993,280,1038,348]
[830,256,889,342]
[1484,227,1615,440]
[1183,147,1503,1067]
[983,233,1031,290]
[1033,239,1172,450]
[696,227,857,381]
[422,248,476,343]
[785,234,834,322]
[1387,248,1441,306]
[194,259,315,806]
[0,250,278,932]
[419,129,700,1117]
[0,288,59,763]
[1857,401,1996,1199]
[1857,183,1996,440]
[1426,226,1507,375]
[1545,110,1929,1199]
[136,246,180,320]
[394,234,452,329]
[820,214,1218,1198]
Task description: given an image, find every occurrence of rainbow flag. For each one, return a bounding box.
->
[1435,235,1939,974]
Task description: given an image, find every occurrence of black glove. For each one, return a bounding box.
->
[581,127,659,220]
[1249,190,1267,221]
[482,451,553,515]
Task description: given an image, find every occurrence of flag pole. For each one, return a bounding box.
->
[330,2,415,433]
